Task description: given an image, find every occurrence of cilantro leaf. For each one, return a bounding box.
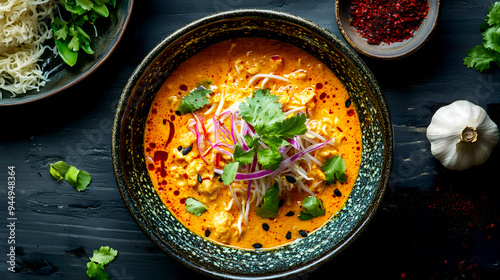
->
[483,26,500,53]
[274,113,308,139]
[90,246,118,265]
[86,246,118,280]
[321,155,348,185]
[464,45,498,72]
[239,89,285,135]
[50,161,71,182]
[487,2,500,26]
[243,134,260,150]
[233,144,256,165]
[256,184,280,219]
[75,0,94,10]
[298,196,325,221]
[177,86,212,114]
[185,198,208,216]
[86,261,109,280]
[256,148,282,171]
[221,162,239,185]
[49,161,91,191]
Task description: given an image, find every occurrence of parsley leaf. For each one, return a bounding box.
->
[298,196,325,221]
[185,198,208,217]
[256,184,280,219]
[86,246,118,280]
[177,86,212,114]
[49,161,91,191]
[321,155,348,185]
[487,2,500,26]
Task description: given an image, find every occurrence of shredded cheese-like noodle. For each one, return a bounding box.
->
[0,0,55,98]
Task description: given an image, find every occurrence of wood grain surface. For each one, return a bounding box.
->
[0,0,499,279]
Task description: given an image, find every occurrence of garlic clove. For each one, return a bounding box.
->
[426,100,499,171]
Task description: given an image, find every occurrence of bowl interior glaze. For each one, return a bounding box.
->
[112,9,393,279]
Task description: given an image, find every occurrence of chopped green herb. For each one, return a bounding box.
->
[49,161,91,191]
[177,86,212,114]
[51,0,116,66]
[86,246,118,280]
[464,1,500,71]
[185,197,208,217]
[298,196,325,221]
[256,184,280,219]
[321,155,347,185]
[233,144,255,165]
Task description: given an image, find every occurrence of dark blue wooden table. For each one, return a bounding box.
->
[1,0,499,279]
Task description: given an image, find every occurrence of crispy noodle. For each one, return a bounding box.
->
[0,0,55,98]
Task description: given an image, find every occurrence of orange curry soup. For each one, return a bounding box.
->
[144,38,362,250]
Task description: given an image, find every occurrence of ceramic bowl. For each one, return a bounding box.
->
[0,0,133,106]
[112,9,393,279]
[335,0,440,59]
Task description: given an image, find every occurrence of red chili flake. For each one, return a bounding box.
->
[147,163,155,171]
[319,92,327,100]
[179,84,188,91]
[174,190,180,196]
[151,108,157,114]
[316,83,323,90]
[180,198,186,204]
[149,142,156,149]
[347,109,355,116]
[350,0,429,45]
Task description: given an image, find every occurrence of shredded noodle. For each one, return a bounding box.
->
[0,0,55,98]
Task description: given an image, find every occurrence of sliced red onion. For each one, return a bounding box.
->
[271,138,332,177]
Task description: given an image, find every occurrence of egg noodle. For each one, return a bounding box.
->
[0,0,55,98]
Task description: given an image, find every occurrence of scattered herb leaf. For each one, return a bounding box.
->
[185,197,208,217]
[86,246,118,280]
[256,184,280,219]
[49,161,91,191]
[298,196,325,221]
[321,155,347,185]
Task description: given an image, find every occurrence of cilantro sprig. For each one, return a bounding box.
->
[86,246,118,280]
[464,1,500,71]
[51,0,116,66]
[221,89,307,185]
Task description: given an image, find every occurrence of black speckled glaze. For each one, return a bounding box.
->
[112,9,393,280]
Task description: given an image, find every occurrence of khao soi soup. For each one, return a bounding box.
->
[144,38,362,250]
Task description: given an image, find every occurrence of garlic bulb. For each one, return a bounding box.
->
[426,100,499,170]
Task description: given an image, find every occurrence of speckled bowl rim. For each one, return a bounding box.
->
[112,9,393,280]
